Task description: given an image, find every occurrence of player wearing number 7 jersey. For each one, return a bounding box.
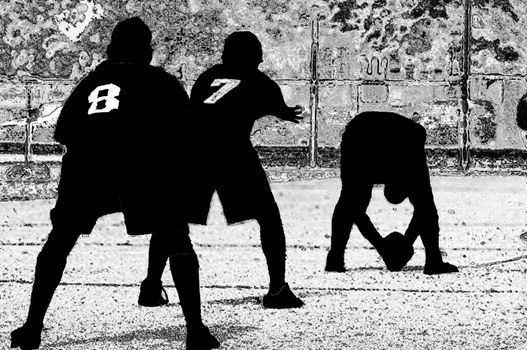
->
[139,31,305,309]
[10,17,219,350]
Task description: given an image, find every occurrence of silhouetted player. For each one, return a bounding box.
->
[516,93,527,131]
[11,18,219,350]
[325,111,458,275]
[139,31,304,309]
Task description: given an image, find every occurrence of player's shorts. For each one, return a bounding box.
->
[188,149,276,225]
[51,150,189,236]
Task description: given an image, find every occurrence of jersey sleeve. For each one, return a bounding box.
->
[258,73,290,117]
[54,82,88,146]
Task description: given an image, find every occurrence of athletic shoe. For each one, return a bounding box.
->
[11,323,43,350]
[379,231,414,272]
[186,324,220,350]
[262,283,304,309]
[424,262,459,275]
[138,279,169,307]
[325,250,346,272]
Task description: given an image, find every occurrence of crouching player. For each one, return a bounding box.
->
[325,111,458,275]
[138,31,304,309]
[11,17,219,350]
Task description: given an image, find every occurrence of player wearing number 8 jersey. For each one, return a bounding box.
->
[139,31,305,308]
[11,17,219,350]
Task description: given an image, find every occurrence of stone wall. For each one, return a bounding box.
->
[1,0,526,198]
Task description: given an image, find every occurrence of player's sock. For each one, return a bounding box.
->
[421,228,444,264]
[329,194,353,254]
[12,251,66,350]
[169,251,203,326]
[138,234,170,307]
[325,249,346,272]
[26,251,67,328]
[146,233,169,283]
[257,211,287,294]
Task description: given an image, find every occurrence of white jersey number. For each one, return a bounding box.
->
[88,84,121,115]
[204,78,240,104]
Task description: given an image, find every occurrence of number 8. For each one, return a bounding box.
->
[88,84,121,115]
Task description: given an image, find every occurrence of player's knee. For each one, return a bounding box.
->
[154,231,195,256]
[40,229,78,259]
[429,220,440,234]
[258,196,281,219]
[257,213,283,235]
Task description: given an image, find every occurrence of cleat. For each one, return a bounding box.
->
[262,283,304,309]
[424,262,459,275]
[325,251,346,272]
[186,324,220,350]
[379,231,414,272]
[11,323,43,350]
[138,279,169,307]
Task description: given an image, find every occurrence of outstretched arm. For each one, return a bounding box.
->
[355,211,383,249]
[276,104,304,124]
[333,183,383,251]
[263,77,304,123]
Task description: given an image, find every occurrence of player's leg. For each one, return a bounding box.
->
[216,156,302,308]
[152,230,220,350]
[257,193,304,309]
[11,212,83,350]
[326,187,354,271]
[326,180,382,272]
[137,234,169,307]
[326,129,380,271]
[257,199,286,292]
[405,160,458,275]
[418,208,458,275]
[138,171,214,308]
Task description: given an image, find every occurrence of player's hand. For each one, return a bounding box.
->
[282,105,305,123]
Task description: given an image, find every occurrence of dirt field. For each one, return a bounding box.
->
[1,176,526,349]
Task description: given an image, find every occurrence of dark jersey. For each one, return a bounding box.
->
[341,111,427,186]
[187,64,290,224]
[56,61,190,155]
[190,64,290,152]
[54,61,191,235]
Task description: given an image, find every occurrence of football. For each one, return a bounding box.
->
[379,231,415,272]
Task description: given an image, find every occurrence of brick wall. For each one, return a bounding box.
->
[1,1,526,199]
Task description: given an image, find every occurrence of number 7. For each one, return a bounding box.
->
[204,78,240,104]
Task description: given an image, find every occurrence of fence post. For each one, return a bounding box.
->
[24,84,34,165]
[460,0,472,172]
[309,12,320,168]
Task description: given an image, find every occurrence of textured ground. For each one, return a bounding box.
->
[0,176,526,350]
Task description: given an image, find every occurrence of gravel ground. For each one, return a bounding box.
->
[1,176,526,349]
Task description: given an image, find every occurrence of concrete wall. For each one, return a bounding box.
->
[0,0,526,198]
